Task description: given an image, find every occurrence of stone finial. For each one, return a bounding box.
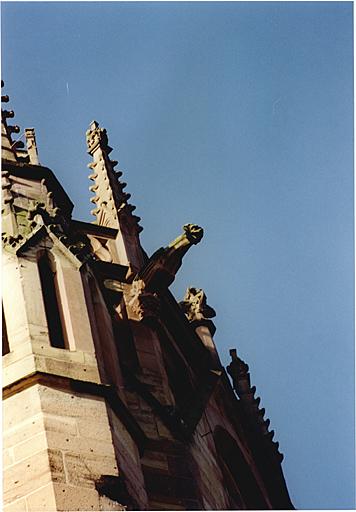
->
[86,120,111,156]
[25,128,39,165]
[136,224,204,290]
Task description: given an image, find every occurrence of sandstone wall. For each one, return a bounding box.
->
[3,383,147,511]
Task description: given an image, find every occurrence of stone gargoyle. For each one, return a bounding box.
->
[135,223,203,291]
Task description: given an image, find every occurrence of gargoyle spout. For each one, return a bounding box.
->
[136,224,204,290]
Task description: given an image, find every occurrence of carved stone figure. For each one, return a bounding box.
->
[179,287,216,322]
[123,279,160,324]
[137,224,203,290]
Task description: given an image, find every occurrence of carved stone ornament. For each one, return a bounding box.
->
[179,287,216,323]
[137,224,204,290]
[86,120,110,156]
[123,279,160,324]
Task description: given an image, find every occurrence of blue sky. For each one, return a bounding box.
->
[2,2,354,509]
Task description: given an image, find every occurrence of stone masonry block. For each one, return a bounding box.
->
[3,413,44,449]
[3,386,42,431]
[31,340,85,363]
[83,351,99,366]
[25,483,57,512]
[76,416,112,442]
[2,354,36,388]
[52,483,100,511]
[64,452,119,489]
[12,431,48,462]
[3,497,27,512]
[43,413,78,436]
[2,341,32,366]
[38,385,107,419]
[107,408,138,462]
[34,355,100,384]
[3,449,64,505]
[46,449,66,485]
[3,448,14,468]
[46,430,116,458]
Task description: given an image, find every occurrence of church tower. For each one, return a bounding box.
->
[2,84,293,511]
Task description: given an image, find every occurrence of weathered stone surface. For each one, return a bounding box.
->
[53,483,100,511]
[3,413,44,449]
[43,413,78,436]
[76,416,112,442]
[34,354,100,383]
[12,431,48,462]
[46,430,116,457]
[26,483,57,512]
[37,385,107,419]
[64,452,118,489]
[3,354,37,388]
[3,449,63,505]
[3,497,28,512]
[99,494,126,511]
[3,385,42,430]
[3,448,14,468]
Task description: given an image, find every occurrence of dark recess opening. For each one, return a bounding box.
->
[38,253,66,349]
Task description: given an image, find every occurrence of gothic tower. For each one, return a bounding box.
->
[2,84,293,511]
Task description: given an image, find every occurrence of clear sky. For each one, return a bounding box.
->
[2,2,354,509]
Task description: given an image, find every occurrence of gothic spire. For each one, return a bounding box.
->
[86,121,144,271]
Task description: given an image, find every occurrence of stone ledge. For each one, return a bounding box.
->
[3,347,100,388]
